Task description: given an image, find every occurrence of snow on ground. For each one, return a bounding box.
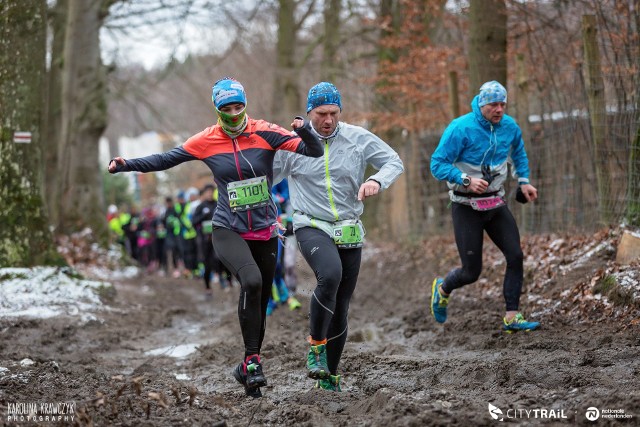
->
[0,266,132,322]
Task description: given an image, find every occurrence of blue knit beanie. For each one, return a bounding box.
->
[306,82,342,113]
[478,81,507,107]
[211,78,247,109]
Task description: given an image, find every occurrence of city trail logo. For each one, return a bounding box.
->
[6,401,75,423]
[585,406,633,421]
[488,403,504,421]
[488,403,568,421]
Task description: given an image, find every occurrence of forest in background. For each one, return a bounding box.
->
[1,0,639,267]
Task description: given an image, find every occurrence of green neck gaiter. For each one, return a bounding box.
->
[217,107,248,138]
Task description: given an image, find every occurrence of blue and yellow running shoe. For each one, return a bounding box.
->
[288,296,301,311]
[430,277,449,323]
[315,374,341,392]
[503,313,540,333]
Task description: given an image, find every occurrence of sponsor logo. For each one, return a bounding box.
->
[586,407,633,421]
[585,407,600,421]
[488,402,567,421]
[214,89,241,104]
[488,403,504,421]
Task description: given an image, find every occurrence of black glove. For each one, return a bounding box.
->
[515,187,528,204]
[481,164,499,184]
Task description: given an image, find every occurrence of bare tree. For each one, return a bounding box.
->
[320,0,341,81]
[271,0,317,125]
[43,0,67,224]
[0,0,58,266]
[468,0,507,92]
[56,0,113,237]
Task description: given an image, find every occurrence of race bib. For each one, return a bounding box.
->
[470,196,505,211]
[227,176,269,212]
[333,220,363,248]
[202,220,213,234]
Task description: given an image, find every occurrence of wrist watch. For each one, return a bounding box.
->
[462,174,471,187]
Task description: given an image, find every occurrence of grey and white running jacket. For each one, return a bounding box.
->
[273,122,404,233]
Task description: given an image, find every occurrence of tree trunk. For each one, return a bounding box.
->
[43,0,67,225]
[57,0,108,238]
[0,0,59,266]
[447,71,460,120]
[582,14,611,224]
[320,0,341,82]
[625,1,640,227]
[468,0,507,93]
[628,123,640,226]
[364,0,406,240]
[271,0,300,126]
[515,53,531,230]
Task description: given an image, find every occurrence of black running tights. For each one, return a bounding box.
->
[211,227,278,357]
[296,227,361,375]
[442,203,524,311]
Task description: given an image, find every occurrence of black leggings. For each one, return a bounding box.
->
[201,234,231,289]
[442,203,523,311]
[296,227,361,375]
[211,227,278,357]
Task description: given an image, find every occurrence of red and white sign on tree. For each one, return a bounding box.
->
[13,131,32,143]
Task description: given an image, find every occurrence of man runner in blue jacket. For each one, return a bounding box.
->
[430,81,540,333]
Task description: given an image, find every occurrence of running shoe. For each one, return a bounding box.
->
[288,296,301,311]
[430,277,449,323]
[315,374,341,392]
[266,299,277,316]
[503,313,540,333]
[232,355,267,398]
[306,344,330,380]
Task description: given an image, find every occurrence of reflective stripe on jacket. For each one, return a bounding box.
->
[273,122,404,232]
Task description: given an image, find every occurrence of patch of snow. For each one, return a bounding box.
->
[548,239,565,251]
[144,343,199,358]
[19,358,35,367]
[613,269,640,298]
[6,372,31,384]
[0,267,113,321]
[174,373,191,380]
[626,229,640,239]
[82,265,139,281]
[560,241,610,271]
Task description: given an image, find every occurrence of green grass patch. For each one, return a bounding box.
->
[593,274,638,307]
[593,274,617,294]
[0,272,29,281]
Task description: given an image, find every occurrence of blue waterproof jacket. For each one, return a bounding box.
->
[430,95,530,204]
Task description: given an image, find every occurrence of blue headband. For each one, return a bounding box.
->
[307,82,342,113]
[211,78,247,109]
[478,81,507,107]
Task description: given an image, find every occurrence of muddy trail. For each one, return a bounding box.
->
[1,236,638,426]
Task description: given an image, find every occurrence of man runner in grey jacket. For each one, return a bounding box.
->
[273,82,404,391]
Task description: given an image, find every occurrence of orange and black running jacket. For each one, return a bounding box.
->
[112,118,322,235]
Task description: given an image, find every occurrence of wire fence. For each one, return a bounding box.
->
[369,7,639,241]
